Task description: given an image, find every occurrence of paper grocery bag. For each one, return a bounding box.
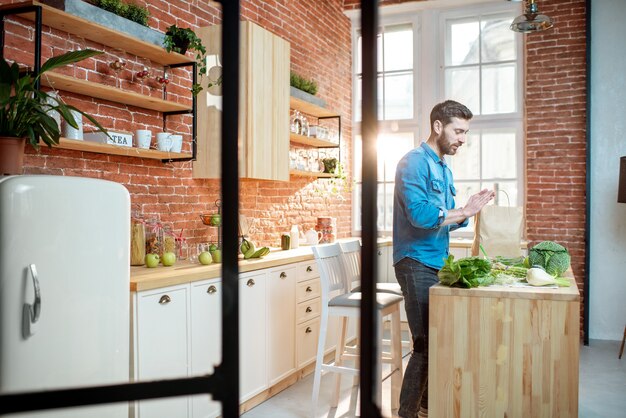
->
[471,204,524,258]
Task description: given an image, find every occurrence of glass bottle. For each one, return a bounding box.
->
[130,211,146,266]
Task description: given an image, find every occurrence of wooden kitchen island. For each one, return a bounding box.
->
[429,272,580,417]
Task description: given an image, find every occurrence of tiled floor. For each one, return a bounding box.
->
[241,338,626,418]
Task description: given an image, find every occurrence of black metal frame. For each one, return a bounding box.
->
[0,0,382,416]
[161,61,198,163]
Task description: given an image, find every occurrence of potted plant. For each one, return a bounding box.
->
[163,25,211,95]
[0,49,108,175]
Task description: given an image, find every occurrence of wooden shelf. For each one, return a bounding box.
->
[52,137,192,160]
[289,96,339,118]
[289,169,336,178]
[289,133,339,148]
[5,0,192,66]
[40,72,191,113]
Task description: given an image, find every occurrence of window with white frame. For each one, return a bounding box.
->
[350,1,523,238]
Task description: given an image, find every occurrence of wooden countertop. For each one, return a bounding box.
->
[131,238,393,292]
[430,268,579,302]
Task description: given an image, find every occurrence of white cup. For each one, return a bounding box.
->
[62,109,83,140]
[156,132,172,151]
[135,129,152,149]
[170,134,183,153]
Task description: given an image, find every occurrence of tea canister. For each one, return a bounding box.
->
[316,217,336,243]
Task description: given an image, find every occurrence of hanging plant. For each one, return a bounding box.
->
[163,25,211,95]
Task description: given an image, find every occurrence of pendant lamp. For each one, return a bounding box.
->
[510,0,553,33]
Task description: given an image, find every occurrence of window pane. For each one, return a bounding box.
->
[492,180,519,207]
[356,35,362,74]
[383,73,413,120]
[481,63,516,114]
[449,131,480,180]
[354,135,362,181]
[481,17,516,62]
[445,67,480,115]
[481,130,517,179]
[384,25,413,71]
[355,77,362,122]
[377,183,387,231]
[378,183,395,231]
[447,20,479,66]
[378,133,414,181]
[354,183,362,229]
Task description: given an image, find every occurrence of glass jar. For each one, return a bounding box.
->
[176,237,189,260]
[145,217,163,256]
[130,211,146,266]
[162,225,176,257]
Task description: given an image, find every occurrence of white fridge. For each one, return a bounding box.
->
[0,175,130,417]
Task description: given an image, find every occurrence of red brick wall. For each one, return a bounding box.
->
[1,0,352,249]
[524,0,587,335]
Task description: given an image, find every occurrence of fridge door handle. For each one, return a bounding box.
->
[27,263,42,323]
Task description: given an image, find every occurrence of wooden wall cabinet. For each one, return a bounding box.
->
[193,21,290,180]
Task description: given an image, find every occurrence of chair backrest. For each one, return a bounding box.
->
[338,239,361,291]
[311,243,348,303]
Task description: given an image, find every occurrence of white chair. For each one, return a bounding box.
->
[338,240,403,296]
[311,243,403,417]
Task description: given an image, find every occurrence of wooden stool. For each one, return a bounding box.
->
[618,327,626,360]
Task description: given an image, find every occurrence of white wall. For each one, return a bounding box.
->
[589,0,626,340]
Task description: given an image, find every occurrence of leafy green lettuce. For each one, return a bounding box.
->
[437,255,493,288]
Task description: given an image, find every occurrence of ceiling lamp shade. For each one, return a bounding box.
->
[510,0,553,33]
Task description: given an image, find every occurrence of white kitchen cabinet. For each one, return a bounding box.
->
[267,265,296,385]
[190,279,222,418]
[135,285,191,418]
[449,246,468,260]
[239,270,268,401]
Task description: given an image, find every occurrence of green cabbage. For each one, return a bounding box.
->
[528,241,571,276]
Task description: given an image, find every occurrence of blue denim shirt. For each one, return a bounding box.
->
[392,143,468,269]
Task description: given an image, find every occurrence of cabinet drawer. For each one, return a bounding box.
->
[297,278,320,303]
[297,261,319,282]
[296,298,321,324]
[296,317,320,368]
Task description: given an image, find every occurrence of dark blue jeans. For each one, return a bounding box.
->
[394,257,439,418]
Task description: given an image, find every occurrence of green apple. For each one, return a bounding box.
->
[162,252,176,267]
[209,214,221,226]
[209,243,218,252]
[199,251,213,265]
[145,253,160,268]
[210,249,222,263]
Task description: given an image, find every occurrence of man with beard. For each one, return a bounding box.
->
[392,100,495,418]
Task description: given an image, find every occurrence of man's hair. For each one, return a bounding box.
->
[430,100,473,129]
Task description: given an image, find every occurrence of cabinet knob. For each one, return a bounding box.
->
[158,295,171,304]
[207,285,217,294]
[280,272,287,279]
[306,286,312,292]
[377,250,382,256]
[305,327,312,333]
[305,306,312,313]
[247,279,255,287]
[306,266,313,272]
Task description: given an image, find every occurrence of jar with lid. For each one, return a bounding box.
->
[145,217,163,257]
[162,225,176,257]
[130,211,146,266]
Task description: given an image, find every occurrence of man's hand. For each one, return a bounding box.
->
[461,189,496,218]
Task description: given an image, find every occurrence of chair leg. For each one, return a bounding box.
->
[390,308,403,410]
[311,311,329,418]
[618,327,626,360]
[331,316,349,407]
